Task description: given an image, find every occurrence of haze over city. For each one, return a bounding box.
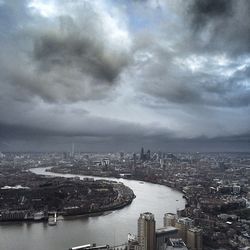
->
[0,0,250,152]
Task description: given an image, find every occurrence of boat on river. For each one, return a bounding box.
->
[48,212,57,226]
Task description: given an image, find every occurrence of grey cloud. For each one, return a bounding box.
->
[1,55,114,103]
[131,24,250,108]
[0,106,180,152]
[201,81,250,107]
[187,0,250,55]
[0,0,250,152]
[33,16,130,83]
[190,0,233,29]
[0,2,131,103]
[0,101,166,139]
[1,124,249,152]
[139,62,250,107]
[1,102,249,153]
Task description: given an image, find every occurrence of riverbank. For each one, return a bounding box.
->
[47,166,187,206]
[0,169,185,250]
[0,169,136,223]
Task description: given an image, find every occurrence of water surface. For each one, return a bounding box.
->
[0,168,185,250]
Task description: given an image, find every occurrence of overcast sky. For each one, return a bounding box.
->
[0,0,250,152]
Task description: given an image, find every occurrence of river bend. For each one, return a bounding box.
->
[0,167,185,250]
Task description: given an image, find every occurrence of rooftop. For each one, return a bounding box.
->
[156,226,178,236]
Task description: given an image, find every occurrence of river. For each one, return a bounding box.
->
[0,167,185,250]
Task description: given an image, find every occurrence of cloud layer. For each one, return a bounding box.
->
[0,0,249,151]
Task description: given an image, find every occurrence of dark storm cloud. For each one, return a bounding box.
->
[33,16,130,83]
[0,109,177,152]
[187,0,250,55]
[0,121,163,139]
[0,1,131,103]
[1,121,249,152]
[0,98,171,140]
[190,0,233,28]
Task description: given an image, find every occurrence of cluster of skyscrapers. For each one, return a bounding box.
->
[128,212,202,250]
[140,148,151,162]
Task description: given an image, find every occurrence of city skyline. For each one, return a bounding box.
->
[1,150,249,249]
[0,0,250,152]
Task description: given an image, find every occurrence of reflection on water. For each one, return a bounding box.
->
[0,168,185,250]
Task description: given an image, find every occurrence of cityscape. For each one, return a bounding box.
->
[0,150,250,249]
[0,0,250,250]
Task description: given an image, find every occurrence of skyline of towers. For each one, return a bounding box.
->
[140,147,151,162]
